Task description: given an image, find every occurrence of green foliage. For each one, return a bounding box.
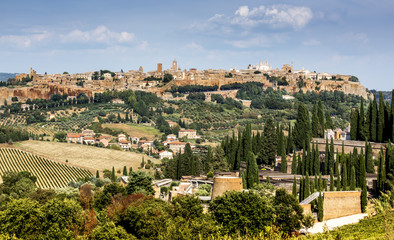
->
[91,221,135,240]
[294,103,311,149]
[0,171,36,198]
[317,193,324,222]
[171,195,203,220]
[273,188,304,233]
[126,171,154,195]
[209,191,275,235]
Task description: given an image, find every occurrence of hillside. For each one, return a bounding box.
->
[15,140,158,176]
[0,72,17,81]
[0,148,92,188]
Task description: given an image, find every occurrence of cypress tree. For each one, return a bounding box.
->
[324,139,329,175]
[305,173,310,198]
[267,176,270,184]
[310,142,315,175]
[336,175,341,191]
[299,177,304,202]
[330,168,334,191]
[361,181,367,213]
[350,166,356,190]
[377,148,386,196]
[358,148,365,188]
[314,174,318,192]
[297,152,302,175]
[242,171,247,189]
[342,160,348,190]
[366,141,374,173]
[334,149,339,175]
[286,123,294,154]
[281,151,287,173]
[318,193,324,222]
[317,100,325,137]
[365,102,372,141]
[294,103,312,149]
[325,112,334,130]
[123,166,127,176]
[111,166,116,182]
[312,104,319,137]
[371,96,378,142]
[246,151,259,189]
[291,150,297,174]
[358,98,366,140]
[350,109,359,140]
[96,170,100,178]
[314,141,320,175]
[318,173,323,192]
[301,147,306,176]
[292,175,297,198]
[305,144,311,175]
[378,92,385,142]
[262,119,277,165]
[329,138,335,174]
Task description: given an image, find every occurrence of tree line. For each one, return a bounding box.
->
[350,90,394,142]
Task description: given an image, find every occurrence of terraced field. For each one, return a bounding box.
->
[0,148,92,189]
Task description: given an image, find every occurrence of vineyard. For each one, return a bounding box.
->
[0,148,92,189]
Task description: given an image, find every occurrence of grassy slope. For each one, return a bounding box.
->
[15,140,158,177]
[303,211,393,239]
[102,123,162,139]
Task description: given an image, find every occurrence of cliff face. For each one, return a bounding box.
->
[0,85,95,105]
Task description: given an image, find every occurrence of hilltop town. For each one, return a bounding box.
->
[0,60,370,105]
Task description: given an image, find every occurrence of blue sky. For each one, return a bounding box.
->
[0,0,393,90]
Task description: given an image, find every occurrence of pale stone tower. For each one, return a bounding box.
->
[172,59,177,71]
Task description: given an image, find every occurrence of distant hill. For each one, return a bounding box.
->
[370,89,392,102]
[0,72,17,81]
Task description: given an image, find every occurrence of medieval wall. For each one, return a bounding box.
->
[313,138,386,156]
[323,191,361,220]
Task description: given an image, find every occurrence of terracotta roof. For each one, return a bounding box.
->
[168,141,187,145]
[67,133,82,138]
[84,137,95,140]
[119,140,131,144]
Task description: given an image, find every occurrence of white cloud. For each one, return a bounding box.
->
[231,4,313,29]
[226,34,287,49]
[62,26,135,44]
[0,31,51,48]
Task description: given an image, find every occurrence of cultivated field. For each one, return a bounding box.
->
[0,148,92,189]
[15,140,158,177]
[102,123,162,139]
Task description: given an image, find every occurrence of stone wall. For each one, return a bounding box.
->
[313,138,386,156]
[323,191,361,220]
[211,177,243,199]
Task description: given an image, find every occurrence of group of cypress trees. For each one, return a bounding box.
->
[377,143,394,197]
[163,143,201,179]
[294,140,374,213]
[350,90,394,142]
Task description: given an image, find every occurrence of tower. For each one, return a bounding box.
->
[157,63,162,73]
[172,59,177,71]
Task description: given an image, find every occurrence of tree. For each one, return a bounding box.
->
[292,175,297,197]
[330,168,334,191]
[378,92,385,142]
[371,96,378,142]
[350,109,359,140]
[262,119,277,165]
[291,150,297,174]
[317,100,325,137]
[358,98,366,140]
[325,112,334,130]
[274,188,304,233]
[350,166,356,190]
[280,151,287,173]
[246,151,259,189]
[126,171,154,195]
[312,104,319,137]
[96,170,100,178]
[377,149,386,196]
[171,195,203,220]
[123,166,128,176]
[111,166,116,182]
[163,73,174,83]
[0,171,37,198]
[91,221,134,240]
[317,193,324,222]
[209,191,275,235]
[294,103,311,149]
[0,198,44,238]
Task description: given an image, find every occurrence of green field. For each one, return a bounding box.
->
[0,148,92,189]
[102,123,162,139]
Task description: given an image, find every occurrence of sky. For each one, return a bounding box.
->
[0,0,393,90]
